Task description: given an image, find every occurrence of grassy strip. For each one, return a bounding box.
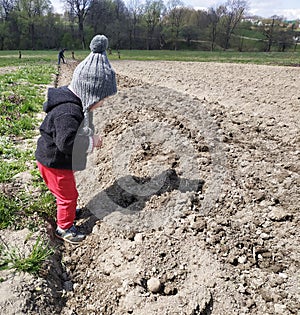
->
[0,235,54,275]
[0,65,54,137]
[0,65,55,229]
[0,63,57,275]
[110,50,300,66]
[0,135,56,229]
[0,137,33,181]
[0,51,56,67]
[0,186,56,230]
[1,50,300,67]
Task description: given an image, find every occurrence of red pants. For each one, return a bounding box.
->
[37,162,78,230]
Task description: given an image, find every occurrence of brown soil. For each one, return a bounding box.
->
[0,59,299,315]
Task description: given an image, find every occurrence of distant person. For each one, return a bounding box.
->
[35,35,117,244]
[58,48,66,65]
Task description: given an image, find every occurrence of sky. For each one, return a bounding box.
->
[189,0,300,20]
[51,0,300,20]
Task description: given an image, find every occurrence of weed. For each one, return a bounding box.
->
[0,183,56,230]
[27,168,57,219]
[0,65,54,137]
[0,137,33,182]
[0,193,20,229]
[19,188,56,223]
[0,235,54,275]
[0,136,54,229]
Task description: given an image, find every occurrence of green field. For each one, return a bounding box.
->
[1,49,300,67]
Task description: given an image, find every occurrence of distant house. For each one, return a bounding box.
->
[242,16,263,26]
[284,21,300,30]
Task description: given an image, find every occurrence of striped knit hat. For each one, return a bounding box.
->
[69,35,117,135]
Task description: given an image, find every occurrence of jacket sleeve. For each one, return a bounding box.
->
[53,112,89,155]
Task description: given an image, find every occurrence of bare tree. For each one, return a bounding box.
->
[112,0,128,49]
[264,17,275,52]
[127,0,143,49]
[220,0,248,50]
[261,15,283,52]
[17,0,52,49]
[293,35,299,52]
[166,0,184,50]
[143,0,165,50]
[207,6,223,51]
[0,0,18,20]
[0,0,18,49]
[86,0,113,35]
[64,0,91,49]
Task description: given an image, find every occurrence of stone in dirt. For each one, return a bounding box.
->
[147,277,162,293]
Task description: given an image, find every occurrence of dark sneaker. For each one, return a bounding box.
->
[55,225,86,244]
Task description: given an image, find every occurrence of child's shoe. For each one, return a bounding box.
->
[55,225,86,244]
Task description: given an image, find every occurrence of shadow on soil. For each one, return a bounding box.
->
[81,169,204,234]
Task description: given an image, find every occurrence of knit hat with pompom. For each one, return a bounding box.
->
[70,34,117,112]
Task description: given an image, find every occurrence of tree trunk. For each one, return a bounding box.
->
[30,23,35,49]
[78,17,85,49]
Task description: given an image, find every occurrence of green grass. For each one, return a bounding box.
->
[0,62,56,231]
[0,63,56,231]
[0,139,56,229]
[1,49,300,67]
[0,65,55,137]
[0,50,57,67]
[111,49,300,66]
[0,235,54,275]
[0,137,33,182]
[0,193,21,229]
[0,189,56,230]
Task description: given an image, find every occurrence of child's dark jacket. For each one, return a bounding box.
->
[35,86,90,171]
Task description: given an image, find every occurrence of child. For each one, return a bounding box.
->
[35,35,117,244]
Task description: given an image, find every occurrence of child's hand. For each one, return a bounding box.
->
[93,135,103,148]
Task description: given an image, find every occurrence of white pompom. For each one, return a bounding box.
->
[90,35,108,53]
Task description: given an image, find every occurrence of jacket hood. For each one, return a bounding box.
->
[43,86,82,113]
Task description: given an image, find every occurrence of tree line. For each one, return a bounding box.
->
[0,0,298,51]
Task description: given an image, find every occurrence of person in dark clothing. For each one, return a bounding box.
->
[58,48,66,65]
[36,35,117,244]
